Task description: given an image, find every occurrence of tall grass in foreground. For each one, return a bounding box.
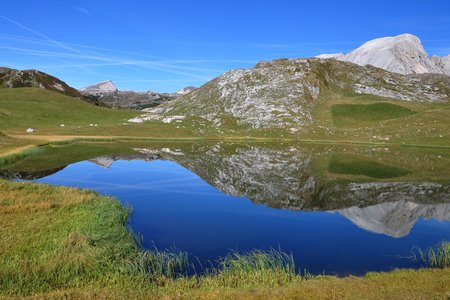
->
[415,242,450,268]
[0,180,299,296]
[126,247,190,279]
[209,249,296,288]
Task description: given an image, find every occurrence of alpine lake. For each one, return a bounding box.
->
[1,140,449,276]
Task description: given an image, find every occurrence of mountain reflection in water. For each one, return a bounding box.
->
[1,142,449,275]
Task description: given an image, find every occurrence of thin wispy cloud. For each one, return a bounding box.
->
[0,33,257,65]
[76,6,91,16]
[0,15,251,87]
[0,14,92,57]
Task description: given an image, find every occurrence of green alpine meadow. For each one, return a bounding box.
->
[1,1,450,299]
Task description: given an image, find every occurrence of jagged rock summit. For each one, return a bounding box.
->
[317,34,450,75]
[80,80,118,96]
[176,86,197,95]
[80,80,180,109]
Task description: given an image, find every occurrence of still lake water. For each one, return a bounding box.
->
[18,142,449,276]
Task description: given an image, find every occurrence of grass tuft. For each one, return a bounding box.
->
[210,249,296,288]
[415,242,450,268]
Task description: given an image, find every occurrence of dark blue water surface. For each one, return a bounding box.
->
[34,159,450,275]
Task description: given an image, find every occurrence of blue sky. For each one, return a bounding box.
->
[1,1,449,92]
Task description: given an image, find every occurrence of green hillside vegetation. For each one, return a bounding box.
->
[0,87,448,159]
[0,88,137,130]
[331,102,416,126]
[308,93,450,146]
[0,88,208,139]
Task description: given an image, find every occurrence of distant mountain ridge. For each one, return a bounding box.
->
[79,80,187,109]
[0,67,194,110]
[317,34,450,75]
[0,67,83,98]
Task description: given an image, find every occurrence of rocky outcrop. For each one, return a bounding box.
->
[0,67,83,98]
[80,80,179,109]
[131,58,450,128]
[79,80,118,96]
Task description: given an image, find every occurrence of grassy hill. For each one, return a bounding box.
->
[0,67,83,98]
[307,93,450,146]
[330,102,416,126]
[130,58,449,146]
[0,88,137,130]
[0,88,205,140]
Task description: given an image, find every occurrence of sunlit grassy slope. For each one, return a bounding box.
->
[308,93,450,146]
[0,88,201,138]
[0,88,138,129]
[331,102,416,126]
[0,88,449,157]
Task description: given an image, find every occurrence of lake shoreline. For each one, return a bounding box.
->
[1,179,449,299]
[2,133,450,165]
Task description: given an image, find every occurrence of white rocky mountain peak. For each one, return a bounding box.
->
[317,33,450,75]
[176,86,197,95]
[316,53,345,59]
[80,79,118,95]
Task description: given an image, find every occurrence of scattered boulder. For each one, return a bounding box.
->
[26,128,35,133]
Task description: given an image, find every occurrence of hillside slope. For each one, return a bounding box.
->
[0,67,83,98]
[0,88,137,131]
[132,58,450,131]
